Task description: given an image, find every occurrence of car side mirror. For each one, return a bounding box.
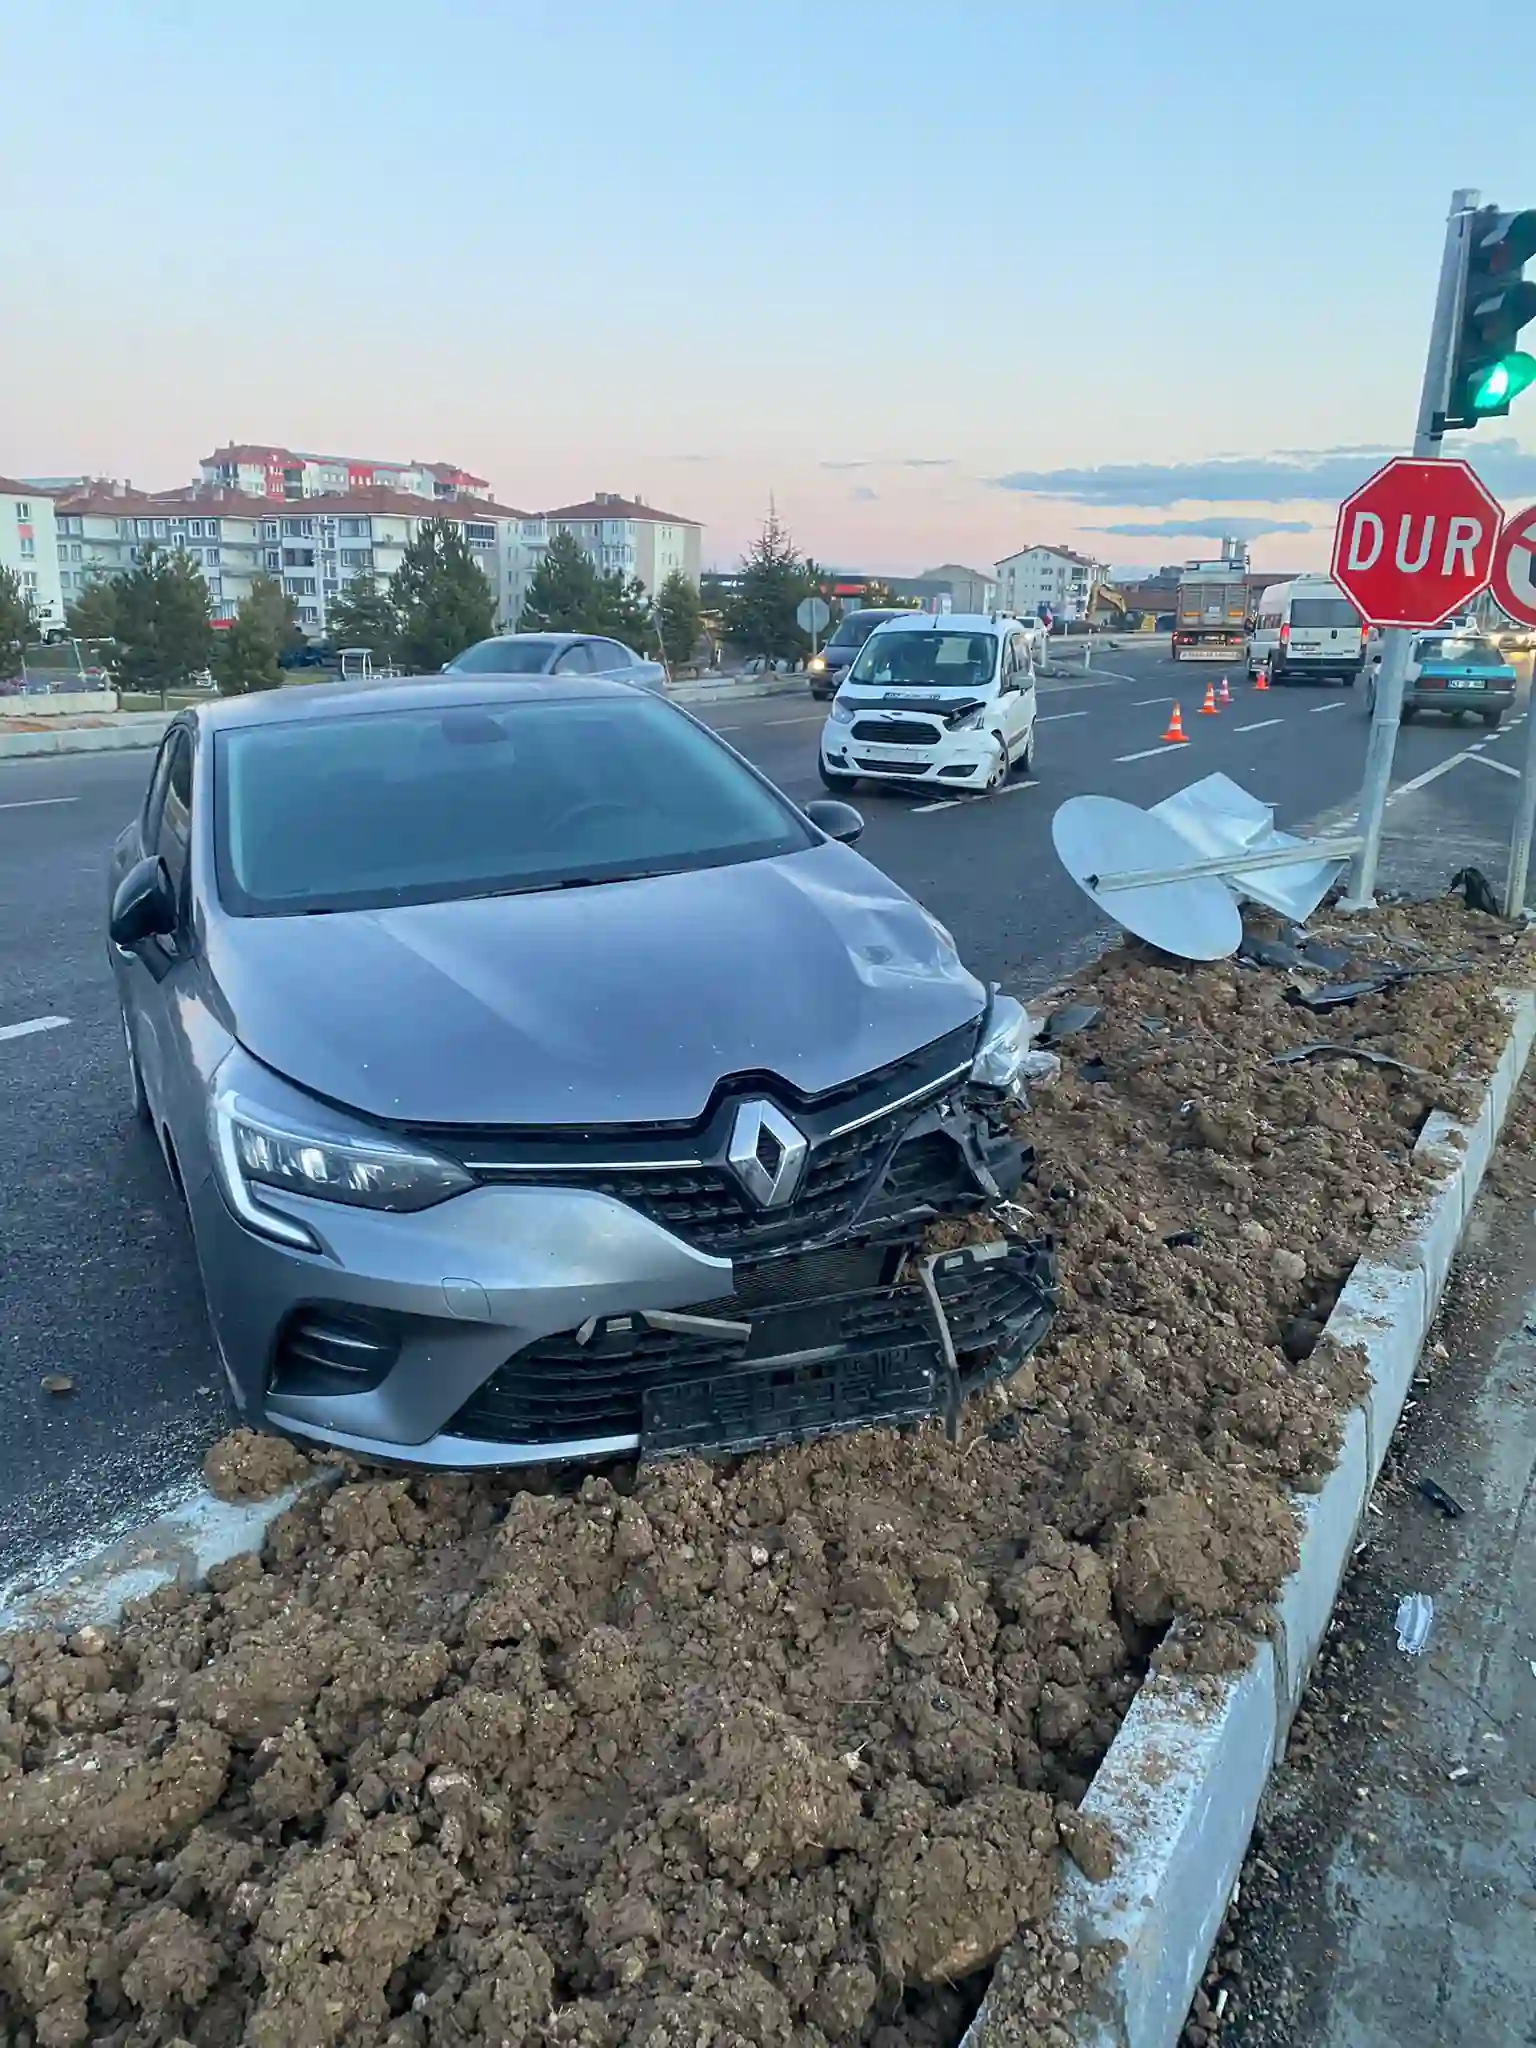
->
[803,798,864,845]
[110,856,177,949]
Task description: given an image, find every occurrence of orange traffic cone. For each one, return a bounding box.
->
[1199,680,1220,716]
[1218,674,1231,705]
[1254,663,1269,691]
[1161,702,1188,745]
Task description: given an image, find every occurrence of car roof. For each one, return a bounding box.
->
[181,673,645,732]
[864,612,1017,637]
[461,631,583,648]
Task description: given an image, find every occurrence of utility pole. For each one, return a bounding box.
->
[1342,189,1479,909]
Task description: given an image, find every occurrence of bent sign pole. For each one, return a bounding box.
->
[1494,505,1536,914]
[1341,189,1482,910]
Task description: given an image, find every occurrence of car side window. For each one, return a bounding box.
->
[1012,633,1034,680]
[552,643,594,675]
[591,639,633,670]
[141,734,179,846]
[999,638,1017,690]
[155,730,194,925]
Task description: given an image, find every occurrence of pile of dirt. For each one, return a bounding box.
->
[0,904,1525,2048]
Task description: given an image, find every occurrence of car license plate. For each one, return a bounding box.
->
[865,746,930,762]
[1448,679,1482,689]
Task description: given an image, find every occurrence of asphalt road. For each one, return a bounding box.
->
[2,641,1531,1587]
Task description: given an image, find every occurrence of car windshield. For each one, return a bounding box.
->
[1289,598,1359,628]
[444,638,560,674]
[828,611,897,648]
[1416,635,1502,664]
[213,695,814,916]
[846,630,997,689]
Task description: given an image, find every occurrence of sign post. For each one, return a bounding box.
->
[1339,189,1484,909]
[1492,506,1536,913]
[795,594,831,657]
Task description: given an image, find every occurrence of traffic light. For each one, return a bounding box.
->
[1446,205,1536,429]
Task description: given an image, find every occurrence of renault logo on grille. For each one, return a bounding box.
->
[726,1100,809,1210]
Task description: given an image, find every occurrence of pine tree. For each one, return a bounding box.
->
[211,592,284,696]
[518,530,602,631]
[654,569,704,671]
[108,547,212,707]
[595,570,656,648]
[722,509,813,664]
[0,567,32,681]
[241,573,304,656]
[65,575,120,643]
[393,522,497,671]
[327,573,399,662]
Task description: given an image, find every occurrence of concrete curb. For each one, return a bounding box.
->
[966,986,1536,2048]
[0,1471,339,1634]
[667,675,810,708]
[0,715,172,759]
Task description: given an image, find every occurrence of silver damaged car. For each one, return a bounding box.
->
[108,674,1054,1468]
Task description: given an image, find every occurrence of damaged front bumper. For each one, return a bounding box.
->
[215,1045,1055,1469]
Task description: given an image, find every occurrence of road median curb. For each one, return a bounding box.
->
[0,716,172,760]
[965,984,1536,2048]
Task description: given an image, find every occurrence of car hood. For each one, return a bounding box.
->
[206,841,984,1127]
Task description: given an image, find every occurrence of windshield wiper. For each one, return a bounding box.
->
[466,869,673,900]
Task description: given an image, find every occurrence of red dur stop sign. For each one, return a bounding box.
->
[1330,457,1502,627]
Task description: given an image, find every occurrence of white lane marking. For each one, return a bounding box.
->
[1309,702,1348,714]
[1115,744,1184,763]
[1038,710,1089,723]
[1133,696,1174,706]
[1232,718,1283,733]
[912,778,1039,814]
[914,798,961,813]
[765,713,824,725]
[1391,750,1474,798]
[1466,751,1520,778]
[0,1015,70,1043]
[0,796,79,812]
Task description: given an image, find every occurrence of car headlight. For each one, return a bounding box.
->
[211,1091,472,1248]
[829,699,855,725]
[949,705,988,731]
[970,994,1034,1091]
[808,656,826,673]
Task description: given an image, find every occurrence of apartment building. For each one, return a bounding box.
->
[0,479,65,635]
[53,484,272,621]
[994,544,1107,623]
[546,493,703,594]
[264,488,531,632]
[199,443,491,505]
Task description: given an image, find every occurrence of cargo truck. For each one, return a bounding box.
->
[1171,539,1249,662]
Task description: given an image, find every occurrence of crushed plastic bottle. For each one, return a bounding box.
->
[1395,1591,1434,1656]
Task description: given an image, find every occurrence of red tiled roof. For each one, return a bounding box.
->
[202,445,491,489]
[55,484,275,517]
[546,495,698,525]
[425,462,490,486]
[0,476,58,497]
[58,482,532,522]
[292,488,532,519]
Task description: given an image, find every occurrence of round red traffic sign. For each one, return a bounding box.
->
[1330,456,1503,627]
[1491,504,1536,627]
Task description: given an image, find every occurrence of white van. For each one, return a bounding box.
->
[1247,575,1364,686]
[818,612,1037,795]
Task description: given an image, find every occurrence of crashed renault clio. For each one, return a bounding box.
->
[108,675,1054,1469]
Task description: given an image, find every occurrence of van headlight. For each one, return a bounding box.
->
[970,995,1034,1091]
[949,704,988,731]
[829,699,855,725]
[808,656,827,674]
[211,1091,472,1247]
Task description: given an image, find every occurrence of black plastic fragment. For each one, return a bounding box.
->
[1417,1477,1465,1519]
[1043,1002,1102,1042]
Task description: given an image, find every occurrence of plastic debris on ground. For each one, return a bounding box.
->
[1416,1478,1465,1519]
[1396,1591,1436,1655]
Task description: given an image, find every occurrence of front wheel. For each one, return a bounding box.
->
[818,758,857,792]
[984,739,1009,792]
[1014,725,1036,775]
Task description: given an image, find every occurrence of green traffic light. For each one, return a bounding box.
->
[1471,350,1536,413]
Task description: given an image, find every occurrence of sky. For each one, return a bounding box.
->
[4,0,1536,579]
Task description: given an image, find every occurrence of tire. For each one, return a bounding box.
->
[810,686,832,701]
[121,1006,152,1126]
[1015,725,1035,775]
[818,758,857,792]
[1402,705,1418,724]
[1483,709,1503,728]
[984,738,1009,793]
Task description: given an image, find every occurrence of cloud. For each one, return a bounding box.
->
[821,459,871,471]
[851,486,878,502]
[666,453,717,464]
[901,457,953,468]
[990,438,1536,507]
[1087,516,1317,540]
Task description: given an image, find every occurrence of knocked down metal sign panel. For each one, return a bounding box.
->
[1150,772,1345,923]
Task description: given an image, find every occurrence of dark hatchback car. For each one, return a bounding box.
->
[806,610,910,699]
[106,676,1054,1471]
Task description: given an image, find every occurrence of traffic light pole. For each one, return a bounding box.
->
[1343,188,1480,909]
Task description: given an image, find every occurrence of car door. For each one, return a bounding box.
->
[119,723,196,1132]
[1009,632,1037,755]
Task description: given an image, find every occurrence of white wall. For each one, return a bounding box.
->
[0,491,64,633]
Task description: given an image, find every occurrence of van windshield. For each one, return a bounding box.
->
[1290,599,1360,629]
[847,631,997,689]
[827,610,899,648]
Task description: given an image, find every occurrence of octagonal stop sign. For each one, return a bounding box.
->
[1330,456,1502,627]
